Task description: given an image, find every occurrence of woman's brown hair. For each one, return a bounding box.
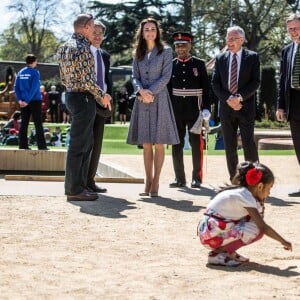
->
[132,17,165,60]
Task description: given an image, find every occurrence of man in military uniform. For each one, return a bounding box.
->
[169,32,210,188]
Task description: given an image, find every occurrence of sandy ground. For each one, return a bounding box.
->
[0,155,300,299]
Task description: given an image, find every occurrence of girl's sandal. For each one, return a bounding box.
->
[228,252,249,263]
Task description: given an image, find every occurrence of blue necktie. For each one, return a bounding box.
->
[97,49,104,90]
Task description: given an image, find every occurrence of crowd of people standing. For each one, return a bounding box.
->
[8,11,296,199]
[4,11,297,267]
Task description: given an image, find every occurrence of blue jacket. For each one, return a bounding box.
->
[14,66,41,103]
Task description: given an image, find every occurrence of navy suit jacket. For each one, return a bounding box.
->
[102,49,111,94]
[278,43,295,120]
[211,48,260,118]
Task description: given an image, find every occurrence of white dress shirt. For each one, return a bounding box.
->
[90,45,107,93]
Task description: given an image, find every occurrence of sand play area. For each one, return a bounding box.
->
[0,155,299,299]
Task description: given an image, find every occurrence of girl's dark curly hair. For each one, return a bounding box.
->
[232,161,274,187]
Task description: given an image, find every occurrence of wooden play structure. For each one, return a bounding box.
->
[0,67,18,120]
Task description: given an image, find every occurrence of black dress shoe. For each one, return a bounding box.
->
[67,190,98,201]
[288,190,300,197]
[85,188,98,195]
[87,184,107,193]
[19,147,32,150]
[169,179,186,188]
[191,179,201,188]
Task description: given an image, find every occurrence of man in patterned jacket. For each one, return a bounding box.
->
[169,32,211,189]
[57,14,111,201]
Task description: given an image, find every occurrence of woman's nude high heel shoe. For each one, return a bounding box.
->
[139,192,149,196]
[139,181,152,196]
[149,184,159,197]
[149,192,158,197]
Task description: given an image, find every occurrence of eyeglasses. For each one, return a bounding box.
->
[288,27,300,32]
[94,32,104,36]
[226,37,243,42]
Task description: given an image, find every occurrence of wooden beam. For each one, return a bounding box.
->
[4,175,144,184]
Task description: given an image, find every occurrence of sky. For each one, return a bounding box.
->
[0,0,122,33]
[1,1,16,32]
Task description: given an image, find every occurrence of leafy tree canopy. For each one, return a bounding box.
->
[89,0,187,65]
[1,0,300,67]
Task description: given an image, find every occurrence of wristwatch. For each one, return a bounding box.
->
[236,94,243,102]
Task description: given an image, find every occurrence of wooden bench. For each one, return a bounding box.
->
[235,129,292,150]
[258,138,294,150]
[0,101,18,120]
[254,130,291,147]
[0,112,8,120]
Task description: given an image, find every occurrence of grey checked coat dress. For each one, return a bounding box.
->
[127,46,179,145]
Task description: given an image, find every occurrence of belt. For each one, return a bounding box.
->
[172,88,203,97]
[66,88,89,93]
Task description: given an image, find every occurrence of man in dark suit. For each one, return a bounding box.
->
[87,20,112,193]
[276,13,300,197]
[212,26,260,181]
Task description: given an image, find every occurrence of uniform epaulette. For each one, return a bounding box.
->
[192,56,205,63]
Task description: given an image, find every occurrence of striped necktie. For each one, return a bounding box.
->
[96,49,104,90]
[229,53,238,95]
[292,45,300,89]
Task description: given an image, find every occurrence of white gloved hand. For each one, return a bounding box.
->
[202,109,211,121]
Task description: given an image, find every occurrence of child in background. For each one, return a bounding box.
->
[197,161,292,267]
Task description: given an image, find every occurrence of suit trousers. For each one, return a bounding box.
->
[49,104,59,123]
[290,89,300,164]
[87,113,106,186]
[65,92,96,195]
[19,100,47,149]
[221,111,259,180]
[172,118,203,183]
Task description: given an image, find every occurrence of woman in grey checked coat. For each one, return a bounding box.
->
[127,17,179,197]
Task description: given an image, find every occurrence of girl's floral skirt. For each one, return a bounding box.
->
[197,208,261,250]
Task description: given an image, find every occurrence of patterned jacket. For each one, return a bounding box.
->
[57,33,104,98]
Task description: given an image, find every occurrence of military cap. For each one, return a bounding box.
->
[172,32,193,44]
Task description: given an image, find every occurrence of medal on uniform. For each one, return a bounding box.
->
[193,68,198,77]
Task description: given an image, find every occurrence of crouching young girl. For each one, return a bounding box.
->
[197,161,292,267]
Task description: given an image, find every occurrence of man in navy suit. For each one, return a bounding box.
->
[87,20,112,193]
[276,13,300,197]
[212,26,260,181]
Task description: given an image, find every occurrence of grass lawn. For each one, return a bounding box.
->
[102,124,295,155]
[1,123,295,156]
[101,124,295,156]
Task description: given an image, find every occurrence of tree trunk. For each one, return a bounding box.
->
[184,0,192,31]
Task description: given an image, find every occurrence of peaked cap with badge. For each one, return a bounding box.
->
[172,32,193,44]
